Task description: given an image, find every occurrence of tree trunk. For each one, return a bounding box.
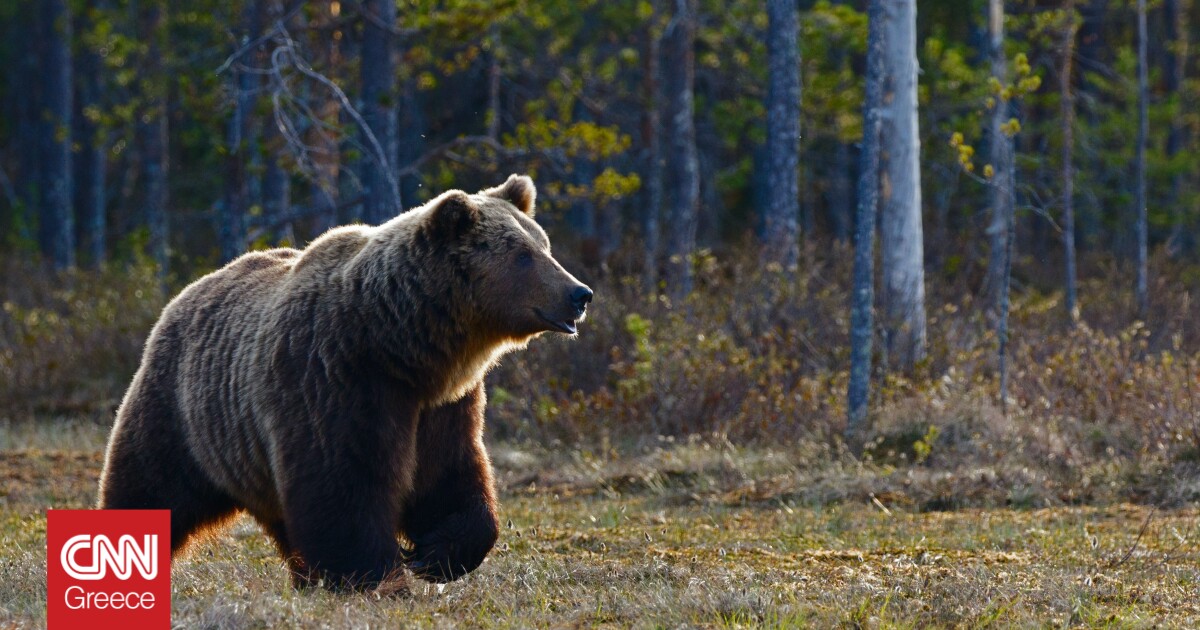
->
[360,0,400,224]
[74,1,106,269]
[221,2,260,263]
[985,0,1013,313]
[1134,0,1149,319]
[12,7,40,245]
[641,2,664,290]
[140,1,169,278]
[1074,0,1107,252]
[261,0,291,243]
[38,0,74,269]
[309,0,341,233]
[1061,2,1079,324]
[1165,0,1191,254]
[985,0,1018,411]
[662,0,699,300]
[846,0,887,442]
[763,0,801,271]
[878,0,926,369]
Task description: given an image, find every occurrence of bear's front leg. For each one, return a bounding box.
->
[276,400,419,592]
[283,473,406,591]
[402,383,500,583]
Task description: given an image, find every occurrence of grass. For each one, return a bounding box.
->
[2,420,1199,628]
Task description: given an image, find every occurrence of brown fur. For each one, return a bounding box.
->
[97,175,591,591]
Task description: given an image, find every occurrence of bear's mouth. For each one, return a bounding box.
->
[534,309,578,335]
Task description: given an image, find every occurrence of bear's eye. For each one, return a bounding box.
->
[516,251,534,267]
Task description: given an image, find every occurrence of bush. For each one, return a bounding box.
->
[0,258,166,418]
[4,247,1200,506]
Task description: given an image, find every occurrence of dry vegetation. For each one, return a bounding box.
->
[1,421,1199,628]
[3,251,1200,626]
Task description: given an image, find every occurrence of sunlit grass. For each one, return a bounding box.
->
[2,421,1198,628]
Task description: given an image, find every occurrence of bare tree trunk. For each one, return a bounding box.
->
[1134,0,1149,319]
[985,0,1012,313]
[1061,2,1079,324]
[360,0,399,224]
[846,0,886,443]
[221,2,260,263]
[763,0,801,271]
[879,0,926,368]
[309,0,341,233]
[260,1,291,242]
[1165,0,1191,254]
[74,1,106,269]
[662,0,699,300]
[38,0,74,269]
[985,0,1018,411]
[641,2,664,291]
[140,1,169,278]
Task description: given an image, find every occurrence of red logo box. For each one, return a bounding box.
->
[47,510,171,630]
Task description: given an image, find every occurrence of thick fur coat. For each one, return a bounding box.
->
[97,175,591,590]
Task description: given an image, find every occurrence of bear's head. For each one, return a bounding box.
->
[423,174,593,340]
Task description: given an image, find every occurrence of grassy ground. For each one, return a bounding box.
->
[2,420,1198,628]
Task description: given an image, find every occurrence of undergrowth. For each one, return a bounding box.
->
[2,248,1199,508]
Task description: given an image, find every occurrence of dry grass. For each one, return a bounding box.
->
[2,421,1199,628]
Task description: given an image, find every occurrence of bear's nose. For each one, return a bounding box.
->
[571,285,594,311]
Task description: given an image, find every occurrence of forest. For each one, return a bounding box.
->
[2,0,1200,626]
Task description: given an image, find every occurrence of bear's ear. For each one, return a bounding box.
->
[427,190,480,239]
[482,174,536,216]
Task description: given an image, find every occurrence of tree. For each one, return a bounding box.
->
[763,0,801,271]
[846,0,886,442]
[1134,0,1148,319]
[1060,2,1079,323]
[140,0,169,277]
[74,0,106,269]
[641,1,664,291]
[360,0,400,224]
[878,0,926,368]
[308,0,342,233]
[221,2,259,264]
[662,0,699,300]
[259,1,292,244]
[985,0,1013,314]
[986,0,1018,412]
[38,0,74,269]
[1164,0,1192,253]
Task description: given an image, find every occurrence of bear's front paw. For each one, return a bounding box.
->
[404,506,499,583]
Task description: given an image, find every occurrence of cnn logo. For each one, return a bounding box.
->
[47,510,170,630]
[60,534,158,580]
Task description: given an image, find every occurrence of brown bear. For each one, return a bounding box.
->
[97,175,591,591]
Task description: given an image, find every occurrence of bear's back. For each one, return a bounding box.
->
[147,247,306,509]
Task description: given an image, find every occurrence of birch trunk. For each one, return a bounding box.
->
[878,0,926,368]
